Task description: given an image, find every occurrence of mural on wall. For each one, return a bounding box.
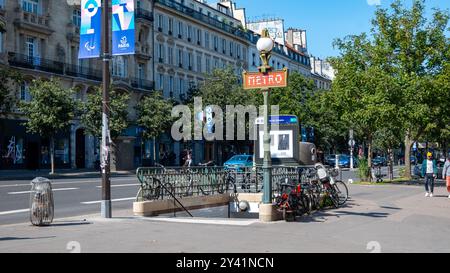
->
[5,137,23,164]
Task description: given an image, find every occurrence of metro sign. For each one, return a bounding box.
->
[242,68,288,90]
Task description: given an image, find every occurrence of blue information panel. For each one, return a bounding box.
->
[112,0,135,56]
[79,0,102,59]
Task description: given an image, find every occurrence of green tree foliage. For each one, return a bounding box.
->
[0,67,22,112]
[81,86,130,141]
[136,91,174,140]
[329,0,449,178]
[19,78,76,174]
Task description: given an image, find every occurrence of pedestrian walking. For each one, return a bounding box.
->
[422,152,438,198]
[443,154,450,199]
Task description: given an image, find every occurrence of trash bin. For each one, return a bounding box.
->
[29,177,54,226]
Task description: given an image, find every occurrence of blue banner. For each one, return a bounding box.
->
[79,0,102,59]
[112,0,135,56]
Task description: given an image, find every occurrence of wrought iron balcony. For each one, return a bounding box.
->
[8,53,64,75]
[65,64,103,82]
[136,7,153,22]
[131,78,154,91]
[155,0,248,40]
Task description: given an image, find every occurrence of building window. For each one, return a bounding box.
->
[196,55,202,73]
[168,47,173,65]
[178,21,183,38]
[157,14,164,31]
[187,25,192,42]
[158,73,164,90]
[0,0,4,9]
[137,63,145,80]
[178,77,184,94]
[169,76,174,97]
[252,53,256,66]
[205,57,211,73]
[222,39,226,54]
[112,56,127,78]
[72,9,81,27]
[213,36,218,51]
[168,17,173,35]
[157,43,164,63]
[229,41,233,57]
[204,32,210,49]
[177,49,183,67]
[20,83,31,101]
[188,52,193,70]
[22,0,39,14]
[196,29,201,45]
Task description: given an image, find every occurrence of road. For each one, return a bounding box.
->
[0,176,139,225]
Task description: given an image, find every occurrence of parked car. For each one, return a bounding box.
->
[223,155,253,171]
[325,154,338,166]
[338,154,359,168]
[372,156,387,167]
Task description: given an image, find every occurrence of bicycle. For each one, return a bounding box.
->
[276,178,312,221]
[310,163,349,208]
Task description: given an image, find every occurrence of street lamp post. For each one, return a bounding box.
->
[257,30,274,205]
[100,0,111,218]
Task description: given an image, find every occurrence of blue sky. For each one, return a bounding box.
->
[234,0,450,59]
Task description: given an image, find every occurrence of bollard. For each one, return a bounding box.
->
[30,177,54,226]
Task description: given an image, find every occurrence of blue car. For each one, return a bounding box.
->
[224,155,253,171]
[338,154,359,168]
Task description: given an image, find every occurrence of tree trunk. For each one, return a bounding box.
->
[404,131,413,180]
[367,138,373,182]
[50,136,55,175]
[153,136,156,165]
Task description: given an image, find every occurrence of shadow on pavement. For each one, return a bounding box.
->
[0,236,56,241]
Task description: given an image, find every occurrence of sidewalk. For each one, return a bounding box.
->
[1,184,450,253]
[0,169,135,181]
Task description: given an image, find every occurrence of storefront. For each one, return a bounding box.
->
[0,119,71,170]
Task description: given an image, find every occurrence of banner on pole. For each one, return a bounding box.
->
[79,0,102,59]
[112,0,135,56]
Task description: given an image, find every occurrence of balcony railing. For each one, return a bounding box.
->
[66,64,102,81]
[155,0,249,40]
[131,78,154,91]
[16,10,51,28]
[136,7,153,22]
[8,52,154,92]
[8,53,64,75]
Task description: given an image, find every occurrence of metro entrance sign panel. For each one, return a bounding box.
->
[242,68,288,90]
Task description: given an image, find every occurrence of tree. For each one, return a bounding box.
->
[371,0,448,178]
[0,67,22,113]
[329,0,449,178]
[19,78,76,174]
[269,71,317,123]
[136,91,174,163]
[81,86,130,141]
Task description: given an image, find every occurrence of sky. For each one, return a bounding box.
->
[234,0,450,59]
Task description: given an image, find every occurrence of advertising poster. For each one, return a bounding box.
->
[259,130,293,159]
[79,0,102,59]
[112,0,135,56]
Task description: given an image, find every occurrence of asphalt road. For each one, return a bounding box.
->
[0,176,140,226]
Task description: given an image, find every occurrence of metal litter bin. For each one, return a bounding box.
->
[30,177,54,226]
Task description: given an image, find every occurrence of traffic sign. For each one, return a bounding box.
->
[349,139,356,147]
[242,68,288,90]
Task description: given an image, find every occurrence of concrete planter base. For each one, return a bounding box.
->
[133,194,230,217]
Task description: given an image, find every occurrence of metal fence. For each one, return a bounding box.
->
[136,166,319,202]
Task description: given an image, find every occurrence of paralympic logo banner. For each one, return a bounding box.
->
[112,0,135,56]
[79,0,102,59]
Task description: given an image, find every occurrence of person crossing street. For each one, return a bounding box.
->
[422,152,438,198]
